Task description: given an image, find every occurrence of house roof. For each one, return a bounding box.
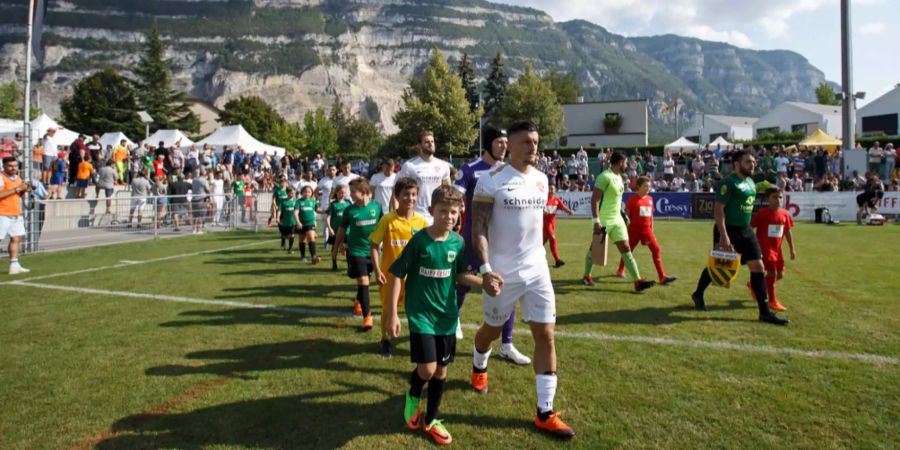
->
[784,102,841,116]
[858,85,900,115]
[706,115,758,127]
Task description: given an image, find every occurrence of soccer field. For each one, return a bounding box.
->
[2,220,898,449]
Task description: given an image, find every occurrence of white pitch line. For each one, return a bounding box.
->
[10,281,352,318]
[2,239,275,284]
[9,281,900,366]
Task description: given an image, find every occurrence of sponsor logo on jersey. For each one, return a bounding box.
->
[390,239,409,247]
[418,267,452,278]
[503,195,546,210]
[357,219,377,226]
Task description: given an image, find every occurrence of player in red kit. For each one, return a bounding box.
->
[615,176,678,285]
[749,187,796,312]
[544,184,574,268]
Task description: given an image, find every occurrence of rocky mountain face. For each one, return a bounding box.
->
[0,0,830,141]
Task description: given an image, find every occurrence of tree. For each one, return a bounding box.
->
[543,71,582,104]
[393,49,481,156]
[483,52,507,118]
[492,63,565,145]
[0,81,39,120]
[457,53,479,113]
[816,82,841,106]
[218,96,286,143]
[134,23,200,133]
[268,120,305,154]
[330,97,384,159]
[302,107,338,156]
[60,67,143,138]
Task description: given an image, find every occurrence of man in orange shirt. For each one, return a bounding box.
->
[0,157,32,274]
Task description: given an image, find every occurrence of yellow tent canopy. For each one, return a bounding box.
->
[799,129,842,154]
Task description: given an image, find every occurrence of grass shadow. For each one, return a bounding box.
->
[556,300,749,326]
[159,308,354,328]
[95,381,526,449]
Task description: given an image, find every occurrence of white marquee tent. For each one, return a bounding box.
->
[99,132,135,149]
[32,114,81,147]
[193,124,285,157]
[708,136,735,149]
[145,129,194,148]
[664,136,701,153]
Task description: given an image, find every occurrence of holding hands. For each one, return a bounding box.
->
[482,271,504,297]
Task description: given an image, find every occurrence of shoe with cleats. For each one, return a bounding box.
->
[581,276,595,286]
[362,314,373,330]
[497,345,531,365]
[403,391,421,430]
[471,371,488,393]
[634,279,656,292]
[759,313,790,326]
[534,411,576,440]
[660,275,678,285]
[424,419,452,445]
[353,300,362,316]
[691,291,707,311]
[768,299,786,312]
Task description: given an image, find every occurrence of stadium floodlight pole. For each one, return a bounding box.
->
[22,0,36,253]
[840,0,854,155]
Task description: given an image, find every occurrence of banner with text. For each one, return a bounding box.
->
[783,192,900,221]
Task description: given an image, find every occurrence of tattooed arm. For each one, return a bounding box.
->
[471,198,502,296]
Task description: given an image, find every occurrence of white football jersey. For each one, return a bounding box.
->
[474,164,549,283]
[398,156,451,222]
[369,172,396,213]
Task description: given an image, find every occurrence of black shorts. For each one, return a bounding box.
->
[856,192,881,208]
[298,225,315,235]
[713,225,762,264]
[410,333,457,366]
[279,224,295,237]
[326,235,335,246]
[347,256,373,279]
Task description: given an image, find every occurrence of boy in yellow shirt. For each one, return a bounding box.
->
[370,177,428,357]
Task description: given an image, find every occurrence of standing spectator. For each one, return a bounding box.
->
[0,157,31,274]
[48,153,66,199]
[662,153,675,181]
[128,170,151,227]
[191,169,210,234]
[644,153,657,178]
[671,173,685,191]
[883,143,895,184]
[792,151,806,179]
[68,135,87,186]
[211,171,226,225]
[814,149,827,181]
[167,169,192,232]
[692,153,705,178]
[575,146,587,162]
[170,145,185,172]
[222,146,234,174]
[88,134,102,164]
[113,140,129,185]
[311,153,325,178]
[95,160,117,214]
[775,151,790,177]
[788,172,803,192]
[152,154,167,180]
[40,128,58,185]
[152,175,168,229]
[868,141,883,175]
[74,157,93,198]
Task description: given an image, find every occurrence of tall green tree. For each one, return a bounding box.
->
[393,49,481,156]
[330,97,383,158]
[268,120,305,154]
[457,53,479,113]
[302,107,338,156]
[492,63,565,145]
[483,52,507,118]
[134,23,199,133]
[0,81,39,120]
[543,71,582,104]
[218,96,285,142]
[59,67,143,138]
[816,82,841,106]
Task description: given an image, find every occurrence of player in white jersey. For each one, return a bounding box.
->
[317,164,337,247]
[369,158,396,213]
[334,160,360,191]
[469,121,575,439]
[397,131,451,224]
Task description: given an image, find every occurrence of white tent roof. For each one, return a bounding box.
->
[32,114,80,147]
[709,136,734,148]
[193,124,285,157]
[145,129,194,148]
[665,137,701,152]
[99,132,135,149]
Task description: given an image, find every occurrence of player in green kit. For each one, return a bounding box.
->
[584,151,656,292]
[385,185,498,445]
[232,178,247,222]
[277,187,299,254]
[691,150,789,325]
[324,184,351,271]
[271,177,289,249]
[296,185,320,263]
[333,178,383,330]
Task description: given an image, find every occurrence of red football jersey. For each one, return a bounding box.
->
[625,194,654,231]
[751,208,794,257]
[544,196,564,218]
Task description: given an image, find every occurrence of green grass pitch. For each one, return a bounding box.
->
[1,220,898,449]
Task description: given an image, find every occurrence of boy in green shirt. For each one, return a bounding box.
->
[324,184,351,272]
[296,185,320,263]
[271,177,289,248]
[277,187,299,254]
[385,185,497,445]
[333,178,383,330]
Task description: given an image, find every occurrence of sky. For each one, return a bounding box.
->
[504,0,898,106]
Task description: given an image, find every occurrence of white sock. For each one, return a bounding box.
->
[473,345,491,370]
[10,259,19,266]
[501,342,514,352]
[536,374,557,414]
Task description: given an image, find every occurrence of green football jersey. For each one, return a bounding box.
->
[594,169,625,225]
[232,180,245,195]
[716,174,756,227]
[389,230,466,335]
[279,198,297,227]
[297,198,317,227]
[341,201,382,257]
[328,199,350,229]
[273,187,288,209]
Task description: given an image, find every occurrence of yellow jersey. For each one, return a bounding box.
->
[369,211,428,269]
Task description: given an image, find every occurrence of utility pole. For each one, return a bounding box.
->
[22,0,36,253]
[840,0,854,154]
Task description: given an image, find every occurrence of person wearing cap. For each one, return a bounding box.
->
[452,126,531,365]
